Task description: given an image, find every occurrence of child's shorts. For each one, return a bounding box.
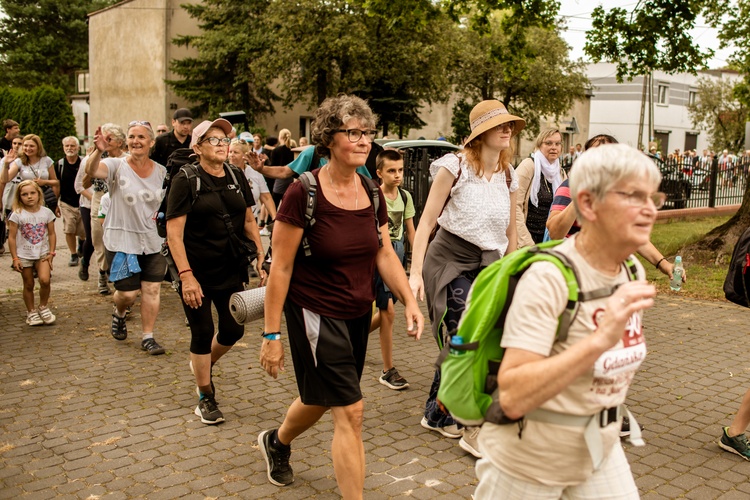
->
[19,254,48,268]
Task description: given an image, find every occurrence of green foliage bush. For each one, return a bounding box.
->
[0,85,76,160]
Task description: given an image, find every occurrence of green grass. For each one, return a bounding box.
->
[638,216,731,301]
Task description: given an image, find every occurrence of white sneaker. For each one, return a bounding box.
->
[459,426,482,458]
[26,311,44,326]
[420,416,462,439]
[38,306,56,325]
[259,227,271,236]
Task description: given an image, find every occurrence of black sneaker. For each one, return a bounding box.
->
[68,255,79,267]
[258,430,294,486]
[79,262,89,281]
[194,395,224,425]
[719,426,750,460]
[111,311,127,340]
[379,367,410,390]
[141,338,165,355]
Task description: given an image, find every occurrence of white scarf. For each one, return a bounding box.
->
[530,150,562,207]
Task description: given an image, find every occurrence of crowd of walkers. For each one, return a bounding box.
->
[2,95,750,500]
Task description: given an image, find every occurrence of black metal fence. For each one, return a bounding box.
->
[402,148,749,221]
[649,155,749,210]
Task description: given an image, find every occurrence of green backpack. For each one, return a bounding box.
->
[436,240,637,426]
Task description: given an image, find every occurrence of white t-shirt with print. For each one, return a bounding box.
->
[102,157,166,255]
[430,152,518,255]
[479,235,646,486]
[244,165,269,213]
[9,207,56,260]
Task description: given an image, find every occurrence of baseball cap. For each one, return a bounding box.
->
[190,118,233,148]
[238,131,254,143]
[173,108,193,122]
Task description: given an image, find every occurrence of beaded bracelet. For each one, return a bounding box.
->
[654,257,666,270]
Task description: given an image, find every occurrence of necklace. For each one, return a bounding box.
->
[327,165,358,209]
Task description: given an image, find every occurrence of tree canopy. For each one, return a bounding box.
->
[450,12,587,138]
[0,0,115,94]
[688,77,748,152]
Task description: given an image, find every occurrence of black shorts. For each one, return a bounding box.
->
[106,250,167,292]
[284,300,371,407]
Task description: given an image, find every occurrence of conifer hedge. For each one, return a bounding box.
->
[0,86,76,160]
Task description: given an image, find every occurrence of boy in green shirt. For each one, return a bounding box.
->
[372,149,416,390]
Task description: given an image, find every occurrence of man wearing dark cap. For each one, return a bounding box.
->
[151,108,193,167]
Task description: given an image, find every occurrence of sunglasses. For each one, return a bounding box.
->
[129,120,152,129]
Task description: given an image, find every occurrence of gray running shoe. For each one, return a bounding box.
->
[194,395,224,425]
[140,338,165,355]
[459,426,482,458]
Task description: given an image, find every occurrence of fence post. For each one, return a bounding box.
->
[709,156,718,208]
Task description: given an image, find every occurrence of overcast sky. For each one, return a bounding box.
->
[558,0,735,69]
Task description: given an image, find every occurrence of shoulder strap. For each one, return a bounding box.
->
[398,187,408,219]
[179,163,201,204]
[299,171,317,257]
[360,174,382,249]
[57,158,64,179]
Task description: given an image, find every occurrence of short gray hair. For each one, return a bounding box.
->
[570,144,661,219]
[62,136,79,146]
[100,123,126,146]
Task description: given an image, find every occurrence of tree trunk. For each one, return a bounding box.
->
[316,69,328,106]
[682,177,750,264]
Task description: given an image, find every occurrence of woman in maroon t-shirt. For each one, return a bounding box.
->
[257,95,423,495]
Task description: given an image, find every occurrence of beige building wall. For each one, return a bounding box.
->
[89,0,200,130]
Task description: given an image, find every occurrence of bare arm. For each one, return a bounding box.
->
[85,127,111,179]
[0,149,19,183]
[546,204,577,240]
[408,167,455,301]
[636,241,686,281]
[404,217,416,248]
[376,224,423,339]
[44,164,60,194]
[506,188,518,255]
[259,192,277,220]
[8,220,21,272]
[243,206,266,284]
[166,215,204,308]
[498,281,657,420]
[514,160,535,248]
[260,221,304,379]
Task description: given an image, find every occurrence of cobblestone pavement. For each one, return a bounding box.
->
[2,221,750,498]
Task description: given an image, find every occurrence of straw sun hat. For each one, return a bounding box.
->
[464,100,525,146]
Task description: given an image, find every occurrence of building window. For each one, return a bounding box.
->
[657,84,669,105]
[688,90,697,106]
[76,72,89,94]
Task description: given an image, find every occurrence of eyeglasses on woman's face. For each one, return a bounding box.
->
[334,128,377,143]
[608,190,666,209]
[200,136,231,146]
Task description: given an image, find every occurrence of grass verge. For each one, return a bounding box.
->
[638,215,731,301]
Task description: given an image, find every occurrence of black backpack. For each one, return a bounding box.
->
[156,148,198,237]
[724,226,750,307]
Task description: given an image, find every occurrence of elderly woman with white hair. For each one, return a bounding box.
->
[85,121,168,356]
[474,143,660,499]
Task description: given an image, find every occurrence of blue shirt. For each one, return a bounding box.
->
[288,146,371,178]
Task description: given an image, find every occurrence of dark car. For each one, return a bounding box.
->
[382,140,461,223]
[648,154,691,209]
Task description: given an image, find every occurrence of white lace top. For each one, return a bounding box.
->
[430,152,518,254]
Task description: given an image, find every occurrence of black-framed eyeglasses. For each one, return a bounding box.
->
[129,120,152,128]
[199,136,231,146]
[609,190,666,209]
[334,129,377,143]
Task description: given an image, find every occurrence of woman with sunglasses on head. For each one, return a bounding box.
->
[408,100,524,459]
[546,134,685,284]
[257,95,423,497]
[475,144,659,499]
[166,119,265,425]
[85,121,168,356]
[515,128,567,248]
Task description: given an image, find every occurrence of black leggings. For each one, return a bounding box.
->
[79,206,95,264]
[182,286,245,355]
